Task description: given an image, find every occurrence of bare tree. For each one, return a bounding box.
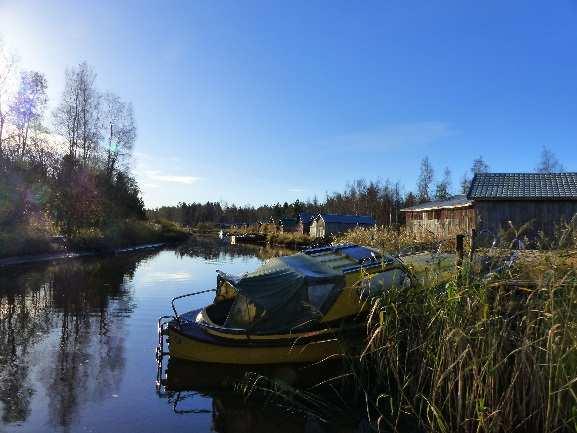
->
[417,156,434,203]
[9,71,48,158]
[435,167,451,200]
[100,92,136,176]
[460,172,471,194]
[0,41,18,157]
[53,62,100,163]
[471,156,489,175]
[536,145,564,173]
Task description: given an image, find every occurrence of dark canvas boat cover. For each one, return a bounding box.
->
[221,253,345,333]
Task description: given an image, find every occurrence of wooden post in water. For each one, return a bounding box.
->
[456,234,464,266]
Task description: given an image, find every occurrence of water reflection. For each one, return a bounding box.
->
[0,238,358,433]
[158,359,365,433]
[175,236,295,261]
[0,252,153,430]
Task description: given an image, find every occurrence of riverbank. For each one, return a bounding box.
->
[227,229,324,249]
[0,219,190,262]
[0,242,166,268]
[238,247,577,433]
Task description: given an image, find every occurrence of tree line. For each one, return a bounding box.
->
[149,147,565,227]
[0,42,143,235]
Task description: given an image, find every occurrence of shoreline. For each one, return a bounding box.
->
[0,242,166,268]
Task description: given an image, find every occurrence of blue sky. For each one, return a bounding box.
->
[1,0,577,208]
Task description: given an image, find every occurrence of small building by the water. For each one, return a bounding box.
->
[401,195,475,238]
[296,212,315,235]
[468,172,577,237]
[401,173,577,240]
[309,214,375,238]
[279,217,298,233]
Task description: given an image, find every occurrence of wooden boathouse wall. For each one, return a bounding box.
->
[474,200,577,236]
[404,206,476,238]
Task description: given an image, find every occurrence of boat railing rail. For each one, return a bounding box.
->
[171,289,217,324]
[156,288,218,366]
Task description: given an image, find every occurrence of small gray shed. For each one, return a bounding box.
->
[310,214,375,238]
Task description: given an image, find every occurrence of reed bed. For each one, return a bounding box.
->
[355,254,577,433]
[236,226,577,432]
[240,229,577,432]
[336,225,459,255]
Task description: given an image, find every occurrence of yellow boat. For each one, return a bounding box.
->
[158,244,421,365]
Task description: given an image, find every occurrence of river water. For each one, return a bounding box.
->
[0,238,364,433]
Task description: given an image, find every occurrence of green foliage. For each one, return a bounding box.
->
[0,225,54,258]
[0,152,148,257]
[67,219,189,252]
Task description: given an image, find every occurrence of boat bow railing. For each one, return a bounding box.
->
[156,288,217,367]
[171,289,217,325]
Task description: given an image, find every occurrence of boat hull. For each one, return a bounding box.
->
[167,311,345,364]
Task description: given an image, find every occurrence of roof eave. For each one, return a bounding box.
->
[400,203,474,212]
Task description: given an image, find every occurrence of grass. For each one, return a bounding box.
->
[336,225,464,255]
[351,254,577,433]
[0,218,190,258]
[227,225,317,248]
[237,226,577,433]
[265,231,315,247]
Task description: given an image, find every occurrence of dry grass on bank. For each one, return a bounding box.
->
[241,227,577,433]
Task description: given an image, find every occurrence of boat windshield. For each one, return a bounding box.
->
[221,254,344,333]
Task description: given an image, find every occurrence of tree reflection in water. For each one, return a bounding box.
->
[0,238,352,432]
[175,236,295,262]
[0,252,154,429]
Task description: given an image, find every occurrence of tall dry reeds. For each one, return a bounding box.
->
[356,256,577,432]
[336,225,457,255]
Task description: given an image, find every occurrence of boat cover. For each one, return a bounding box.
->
[221,253,345,333]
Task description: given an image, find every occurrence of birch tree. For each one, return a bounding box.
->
[536,146,563,173]
[53,62,100,163]
[435,167,451,200]
[0,41,18,157]
[417,156,434,203]
[9,71,48,159]
[100,92,136,176]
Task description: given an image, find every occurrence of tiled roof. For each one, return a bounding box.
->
[400,195,473,212]
[318,214,375,225]
[468,173,577,200]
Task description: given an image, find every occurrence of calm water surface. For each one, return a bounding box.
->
[0,239,362,433]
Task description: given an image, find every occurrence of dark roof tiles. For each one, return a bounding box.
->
[468,173,577,200]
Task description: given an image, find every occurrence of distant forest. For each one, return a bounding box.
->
[148,148,564,227]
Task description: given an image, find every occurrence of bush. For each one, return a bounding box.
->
[0,226,55,258]
[67,219,189,252]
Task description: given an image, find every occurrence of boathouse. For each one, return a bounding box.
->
[401,195,475,238]
[309,214,375,238]
[296,212,314,235]
[279,217,298,233]
[401,173,577,240]
[468,172,577,237]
